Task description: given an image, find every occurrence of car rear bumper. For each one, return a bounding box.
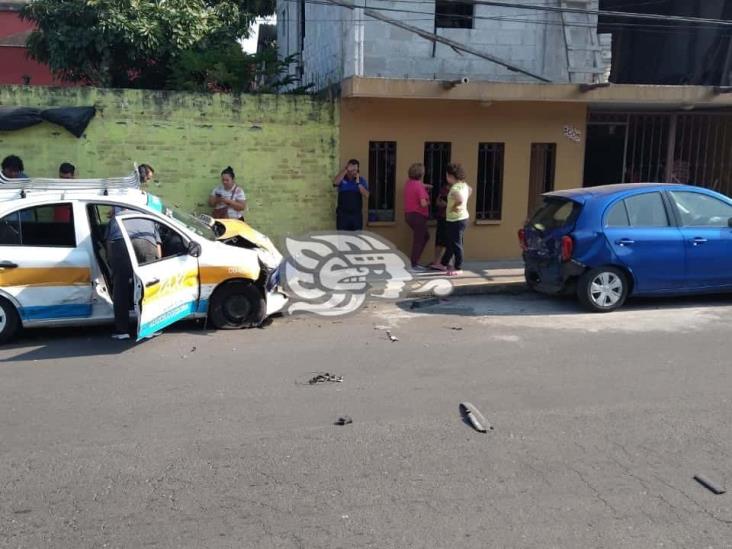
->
[523,255,586,294]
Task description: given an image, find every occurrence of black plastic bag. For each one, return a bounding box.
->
[0,107,43,131]
[0,105,96,137]
[41,106,97,138]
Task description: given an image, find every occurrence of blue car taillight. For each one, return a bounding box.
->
[561,235,574,262]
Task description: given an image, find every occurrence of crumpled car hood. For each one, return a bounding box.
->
[215,219,282,269]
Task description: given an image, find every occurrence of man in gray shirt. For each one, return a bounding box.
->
[107,209,162,339]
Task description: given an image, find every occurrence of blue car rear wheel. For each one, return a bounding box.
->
[577,267,628,312]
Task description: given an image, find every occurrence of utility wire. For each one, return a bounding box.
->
[279,0,732,34]
[438,0,732,28]
[295,0,732,27]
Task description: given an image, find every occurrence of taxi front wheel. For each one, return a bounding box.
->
[0,297,20,344]
[209,281,266,329]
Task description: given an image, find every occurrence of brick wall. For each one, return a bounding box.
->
[0,86,339,245]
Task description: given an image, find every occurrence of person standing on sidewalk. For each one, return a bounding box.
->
[429,180,452,270]
[333,159,369,231]
[438,163,471,277]
[403,163,431,272]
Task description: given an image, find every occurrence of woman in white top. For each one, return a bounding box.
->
[208,166,247,219]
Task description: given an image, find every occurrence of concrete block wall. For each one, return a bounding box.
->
[277,1,356,90]
[361,0,581,82]
[0,87,339,246]
[280,0,607,86]
[302,4,354,89]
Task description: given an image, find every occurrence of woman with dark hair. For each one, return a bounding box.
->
[138,164,155,186]
[403,162,430,271]
[208,166,247,219]
[436,163,471,276]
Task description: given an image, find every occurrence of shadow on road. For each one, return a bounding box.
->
[0,320,214,364]
[400,292,732,318]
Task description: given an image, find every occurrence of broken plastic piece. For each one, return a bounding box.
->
[459,402,493,433]
[694,474,726,495]
[335,415,353,426]
[308,372,343,385]
[386,330,399,342]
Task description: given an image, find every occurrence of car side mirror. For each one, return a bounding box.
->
[187,241,202,258]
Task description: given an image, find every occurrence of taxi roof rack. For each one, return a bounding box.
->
[0,167,141,197]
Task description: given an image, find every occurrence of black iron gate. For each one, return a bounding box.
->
[586,111,732,195]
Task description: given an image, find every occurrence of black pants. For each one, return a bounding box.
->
[108,238,159,334]
[336,211,363,231]
[441,219,468,270]
[405,212,429,267]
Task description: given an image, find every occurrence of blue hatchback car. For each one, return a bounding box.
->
[520,183,732,312]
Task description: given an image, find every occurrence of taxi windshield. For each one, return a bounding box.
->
[160,203,216,241]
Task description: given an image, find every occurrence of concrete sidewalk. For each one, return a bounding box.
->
[406,260,527,298]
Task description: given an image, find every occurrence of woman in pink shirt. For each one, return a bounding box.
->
[403,163,431,271]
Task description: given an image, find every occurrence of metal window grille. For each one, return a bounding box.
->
[435,1,474,29]
[528,143,556,215]
[588,111,732,195]
[423,142,451,219]
[368,141,397,222]
[476,143,505,221]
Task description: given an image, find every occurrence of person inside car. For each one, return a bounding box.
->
[107,214,162,340]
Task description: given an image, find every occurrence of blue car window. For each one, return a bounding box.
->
[625,193,669,227]
[605,201,630,227]
[669,191,732,227]
[529,199,580,231]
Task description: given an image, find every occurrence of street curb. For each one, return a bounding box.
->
[406,281,529,299]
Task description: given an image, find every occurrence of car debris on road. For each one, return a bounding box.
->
[459,402,493,433]
[308,373,344,385]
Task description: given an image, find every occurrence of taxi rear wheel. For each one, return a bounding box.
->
[0,297,20,344]
[209,281,266,329]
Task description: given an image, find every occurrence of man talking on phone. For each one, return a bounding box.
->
[332,159,369,231]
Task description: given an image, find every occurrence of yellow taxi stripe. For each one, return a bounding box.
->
[142,269,199,305]
[199,266,258,285]
[0,267,91,287]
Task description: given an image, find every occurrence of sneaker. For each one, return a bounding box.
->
[111,333,130,340]
[410,265,428,273]
[428,263,447,271]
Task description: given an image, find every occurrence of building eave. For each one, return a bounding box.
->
[341,77,732,109]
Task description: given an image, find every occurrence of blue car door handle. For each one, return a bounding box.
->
[691,237,708,246]
[615,238,635,246]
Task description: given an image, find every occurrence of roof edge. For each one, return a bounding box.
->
[341,77,732,108]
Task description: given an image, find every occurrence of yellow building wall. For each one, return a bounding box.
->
[340,98,588,261]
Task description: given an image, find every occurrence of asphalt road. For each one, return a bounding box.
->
[1,293,732,548]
